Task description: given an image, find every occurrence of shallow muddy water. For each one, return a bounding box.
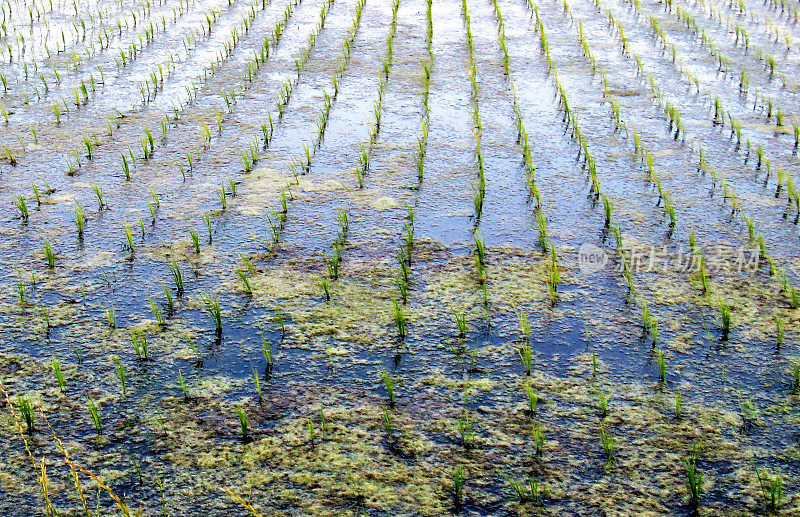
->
[0,0,799,513]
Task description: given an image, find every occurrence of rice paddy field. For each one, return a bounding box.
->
[1,0,800,512]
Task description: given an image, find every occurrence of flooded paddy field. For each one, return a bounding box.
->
[1,0,800,512]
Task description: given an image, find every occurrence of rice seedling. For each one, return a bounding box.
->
[655,348,666,382]
[104,305,117,328]
[235,406,251,442]
[452,465,465,510]
[237,270,252,296]
[517,309,531,341]
[598,391,608,417]
[261,335,274,375]
[17,396,35,433]
[42,239,55,269]
[190,228,200,253]
[131,330,149,361]
[149,296,166,326]
[500,471,542,504]
[773,315,785,348]
[202,294,222,334]
[3,145,16,166]
[525,385,539,417]
[380,368,396,407]
[319,276,331,300]
[91,184,106,210]
[532,421,545,454]
[203,214,213,242]
[545,246,559,305]
[397,275,408,304]
[755,468,783,511]
[457,410,475,448]
[87,397,102,435]
[602,194,612,228]
[14,196,28,221]
[248,366,262,403]
[685,451,703,508]
[739,394,758,430]
[452,308,468,338]
[51,358,65,392]
[74,203,86,237]
[519,344,533,376]
[17,279,26,306]
[217,187,227,210]
[169,261,184,296]
[113,356,127,396]
[719,300,732,340]
[675,389,683,419]
[392,297,406,339]
[599,424,615,465]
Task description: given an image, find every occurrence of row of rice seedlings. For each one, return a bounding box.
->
[414,18,431,187]
[318,206,350,300]
[493,0,550,262]
[460,0,486,227]
[280,0,369,228]
[351,0,398,189]
[320,0,398,306]
[598,1,800,369]
[718,0,798,51]
[183,0,365,313]
[389,23,431,329]
[574,5,746,347]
